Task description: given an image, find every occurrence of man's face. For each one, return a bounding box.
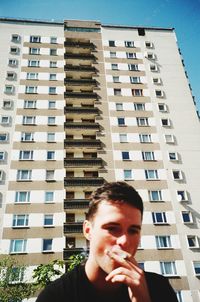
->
[84,200,142,275]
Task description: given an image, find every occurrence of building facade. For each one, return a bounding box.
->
[0,18,200,302]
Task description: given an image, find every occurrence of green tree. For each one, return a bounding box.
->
[0,255,36,302]
[67,253,86,272]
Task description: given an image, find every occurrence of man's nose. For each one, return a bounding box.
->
[116,234,129,248]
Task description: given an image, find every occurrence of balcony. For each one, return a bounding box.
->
[64,107,99,115]
[64,122,100,130]
[64,199,89,210]
[63,222,83,234]
[64,139,102,149]
[64,91,98,100]
[64,78,98,86]
[64,177,105,186]
[64,41,95,49]
[64,157,103,167]
[63,247,89,259]
[64,64,97,73]
[64,53,96,61]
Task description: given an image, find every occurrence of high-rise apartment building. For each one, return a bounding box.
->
[0,18,200,302]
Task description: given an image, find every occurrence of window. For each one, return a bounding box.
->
[50,61,57,68]
[177,190,188,202]
[139,134,152,143]
[48,116,56,125]
[24,100,36,109]
[156,236,172,249]
[124,170,132,180]
[0,116,10,125]
[11,34,21,43]
[134,103,145,110]
[49,87,56,94]
[158,103,167,112]
[155,90,164,98]
[145,41,153,48]
[50,49,57,56]
[161,118,170,127]
[28,60,40,67]
[0,133,9,143]
[132,89,143,96]
[10,46,20,54]
[25,86,37,94]
[45,191,54,203]
[111,63,118,70]
[4,85,14,94]
[30,35,41,43]
[0,151,6,161]
[110,51,116,58]
[126,52,136,59]
[118,117,125,126]
[114,88,121,96]
[47,151,55,160]
[137,117,149,126]
[15,191,30,203]
[116,103,123,111]
[149,190,162,202]
[176,291,183,302]
[113,76,120,83]
[12,214,29,228]
[187,235,199,248]
[29,47,40,55]
[46,170,55,181]
[172,170,183,180]
[152,212,167,224]
[130,77,141,84]
[142,151,155,161]
[122,151,130,160]
[23,116,36,125]
[7,71,16,80]
[125,41,134,47]
[145,169,158,180]
[49,73,57,81]
[168,152,178,161]
[193,261,200,276]
[150,64,158,72]
[160,262,177,276]
[10,239,27,254]
[0,170,4,181]
[44,214,54,227]
[146,53,156,60]
[3,100,12,109]
[42,239,53,252]
[47,132,55,142]
[21,132,34,142]
[153,77,161,85]
[182,211,193,224]
[27,72,38,80]
[17,170,32,181]
[48,101,56,109]
[50,36,57,44]
[128,64,138,71]
[8,59,18,67]
[9,267,24,283]
[109,40,115,47]
[19,150,33,160]
[119,133,127,143]
[165,134,175,144]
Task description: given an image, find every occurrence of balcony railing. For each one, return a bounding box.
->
[64,78,98,86]
[64,122,100,130]
[63,247,89,259]
[64,41,95,49]
[64,53,96,60]
[64,157,103,167]
[64,139,102,148]
[64,199,89,209]
[64,107,99,114]
[64,64,97,72]
[64,177,105,186]
[63,222,83,233]
[64,91,98,99]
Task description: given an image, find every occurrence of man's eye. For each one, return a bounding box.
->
[106,226,119,232]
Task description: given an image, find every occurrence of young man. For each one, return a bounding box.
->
[36,182,178,302]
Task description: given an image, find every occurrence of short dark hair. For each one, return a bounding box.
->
[86,181,143,221]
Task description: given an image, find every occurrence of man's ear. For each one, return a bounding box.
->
[83,220,92,241]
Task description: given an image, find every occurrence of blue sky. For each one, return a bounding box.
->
[1,0,200,111]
